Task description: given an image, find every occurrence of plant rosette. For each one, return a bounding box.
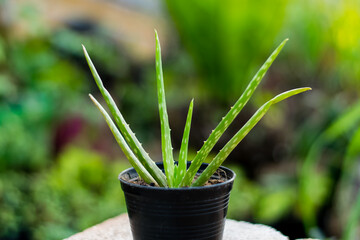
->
[83,30,311,240]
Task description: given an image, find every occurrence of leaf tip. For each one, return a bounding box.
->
[301,87,312,92]
[154,29,159,42]
[82,44,87,54]
[276,38,289,50]
[280,38,289,47]
[88,94,95,101]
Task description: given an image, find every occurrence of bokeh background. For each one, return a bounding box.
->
[0,0,359,239]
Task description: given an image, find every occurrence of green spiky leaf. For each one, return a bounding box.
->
[192,87,311,186]
[180,39,289,187]
[155,30,175,187]
[83,45,167,187]
[89,94,157,184]
[175,99,194,187]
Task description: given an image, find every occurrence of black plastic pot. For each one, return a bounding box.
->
[119,162,235,240]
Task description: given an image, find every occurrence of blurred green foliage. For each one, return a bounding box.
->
[0,5,133,238]
[298,100,360,238]
[166,0,288,101]
[0,147,129,240]
[0,33,92,172]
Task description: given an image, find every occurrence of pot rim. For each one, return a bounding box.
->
[118,162,236,191]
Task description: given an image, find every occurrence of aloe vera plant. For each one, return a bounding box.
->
[83,31,311,188]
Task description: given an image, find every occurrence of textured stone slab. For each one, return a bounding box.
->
[223,219,288,240]
[65,214,289,240]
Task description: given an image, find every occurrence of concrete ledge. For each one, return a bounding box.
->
[65,214,291,240]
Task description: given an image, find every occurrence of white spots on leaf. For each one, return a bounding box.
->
[215,131,221,139]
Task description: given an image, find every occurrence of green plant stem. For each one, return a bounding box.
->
[193,87,311,186]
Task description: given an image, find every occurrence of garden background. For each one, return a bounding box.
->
[0,0,359,239]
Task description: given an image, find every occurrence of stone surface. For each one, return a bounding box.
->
[65,214,132,240]
[65,214,289,240]
[223,219,288,240]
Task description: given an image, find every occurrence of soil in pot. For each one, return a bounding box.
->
[128,168,229,187]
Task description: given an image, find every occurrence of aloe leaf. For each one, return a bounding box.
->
[89,94,157,185]
[192,87,311,186]
[174,99,194,187]
[180,39,289,187]
[83,45,167,187]
[155,30,175,187]
[173,164,179,187]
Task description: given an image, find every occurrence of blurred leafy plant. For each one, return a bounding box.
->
[165,0,289,102]
[0,37,90,172]
[0,147,129,240]
[298,100,360,238]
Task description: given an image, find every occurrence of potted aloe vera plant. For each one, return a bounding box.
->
[82,31,311,240]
